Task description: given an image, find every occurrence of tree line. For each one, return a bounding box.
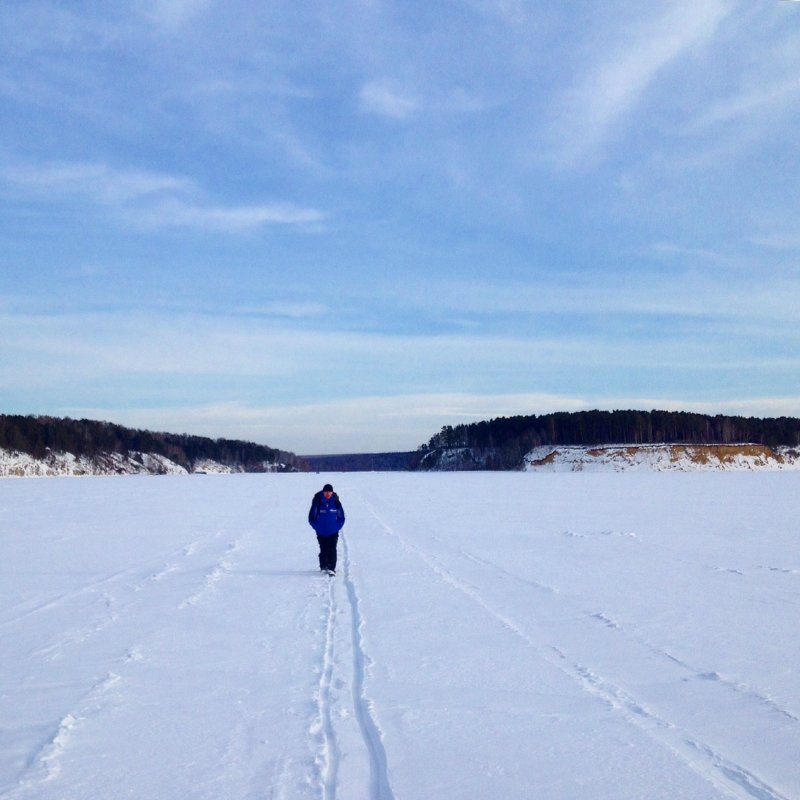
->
[0,414,306,472]
[413,410,800,470]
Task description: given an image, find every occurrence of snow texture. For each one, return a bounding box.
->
[1,472,798,799]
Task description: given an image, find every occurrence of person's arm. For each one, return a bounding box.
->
[308,496,319,527]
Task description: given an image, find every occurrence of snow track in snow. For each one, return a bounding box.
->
[0,567,133,631]
[458,546,800,728]
[341,533,395,800]
[310,576,340,800]
[567,663,793,800]
[178,538,241,609]
[308,534,395,800]
[11,671,123,795]
[358,491,795,800]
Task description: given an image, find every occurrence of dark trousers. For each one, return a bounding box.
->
[317,533,339,571]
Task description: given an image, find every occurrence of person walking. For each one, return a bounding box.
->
[308,483,345,575]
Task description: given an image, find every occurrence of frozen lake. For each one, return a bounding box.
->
[1,472,798,799]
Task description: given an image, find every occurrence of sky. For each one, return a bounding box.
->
[2,0,800,455]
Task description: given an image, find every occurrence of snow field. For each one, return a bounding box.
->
[1,472,799,799]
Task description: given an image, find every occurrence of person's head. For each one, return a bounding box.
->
[322,483,333,497]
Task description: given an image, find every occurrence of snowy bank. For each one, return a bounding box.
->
[524,443,800,472]
[0,448,290,477]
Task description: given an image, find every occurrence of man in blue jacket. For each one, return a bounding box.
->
[308,483,345,575]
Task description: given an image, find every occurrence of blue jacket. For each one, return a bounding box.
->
[308,491,345,536]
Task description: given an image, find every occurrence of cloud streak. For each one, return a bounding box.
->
[146,0,213,29]
[128,198,325,231]
[2,160,325,232]
[2,162,190,203]
[550,0,730,165]
[3,306,798,398]
[359,80,419,119]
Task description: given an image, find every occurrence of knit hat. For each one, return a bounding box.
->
[322,483,334,492]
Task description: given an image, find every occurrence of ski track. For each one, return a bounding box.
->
[310,576,340,800]
[1,527,230,634]
[358,494,793,800]
[11,671,123,797]
[6,526,247,789]
[31,591,119,661]
[458,551,799,726]
[308,533,396,800]
[454,544,561,597]
[178,538,242,610]
[0,567,134,631]
[18,528,240,663]
[341,533,395,800]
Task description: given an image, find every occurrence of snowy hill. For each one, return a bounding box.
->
[524,443,800,472]
[0,415,304,476]
[0,448,294,477]
[2,472,798,799]
[419,443,800,472]
[417,410,800,471]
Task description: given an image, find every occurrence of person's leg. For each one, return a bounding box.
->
[327,533,339,572]
[318,534,338,572]
[317,535,326,570]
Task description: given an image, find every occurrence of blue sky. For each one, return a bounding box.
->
[2,0,799,454]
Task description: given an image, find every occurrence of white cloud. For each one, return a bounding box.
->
[146,0,213,29]
[550,0,730,165]
[232,302,329,319]
[459,0,528,25]
[750,231,800,251]
[390,269,800,325]
[359,80,418,120]
[128,198,326,231]
[2,160,325,232]
[5,305,800,453]
[3,303,798,397]
[689,76,800,132]
[2,162,190,203]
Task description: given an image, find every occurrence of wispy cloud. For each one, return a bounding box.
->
[750,231,800,251]
[3,162,189,202]
[359,80,419,120]
[458,0,528,25]
[387,267,800,325]
[2,160,325,232]
[550,0,729,165]
[128,198,325,231]
[232,302,329,319]
[689,77,800,132]
[4,304,800,451]
[3,305,797,392]
[145,0,213,29]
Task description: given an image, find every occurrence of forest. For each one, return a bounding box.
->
[414,409,800,470]
[0,414,305,472]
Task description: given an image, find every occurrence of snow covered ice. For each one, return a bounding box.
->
[1,472,798,800]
